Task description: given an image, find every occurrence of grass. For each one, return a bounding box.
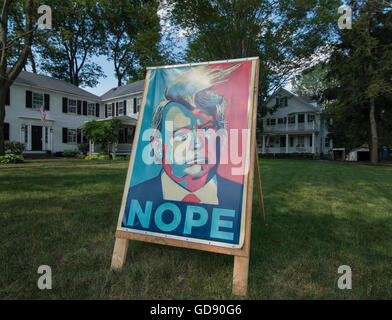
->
[0,158,391,299]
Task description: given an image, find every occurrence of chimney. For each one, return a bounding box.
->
[297,91,302,97]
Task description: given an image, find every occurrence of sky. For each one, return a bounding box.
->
[81,55,118,97]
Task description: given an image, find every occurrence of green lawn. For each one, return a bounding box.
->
[0,159,391,299]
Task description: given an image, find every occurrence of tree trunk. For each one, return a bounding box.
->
[0,86,7,156]
[369,97,378,164]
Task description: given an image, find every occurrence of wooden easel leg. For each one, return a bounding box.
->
[254,149,266,220]
[111,237,129,270]
[232,255,249,296]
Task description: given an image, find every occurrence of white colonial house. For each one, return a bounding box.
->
[3,71,144,156]
[4,71,102,154]
[260,88,333,155]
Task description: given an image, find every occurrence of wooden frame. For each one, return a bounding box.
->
[111,58,264,296]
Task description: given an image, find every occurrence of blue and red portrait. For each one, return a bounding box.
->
[118,60,257,248]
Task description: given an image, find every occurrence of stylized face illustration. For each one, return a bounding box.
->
[160,102,219,192]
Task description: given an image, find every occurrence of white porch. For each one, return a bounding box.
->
[261,133,318,154]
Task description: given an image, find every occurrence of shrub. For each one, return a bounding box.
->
[5,141,25,155]
[78,143,89,155]
[75,154,86,159]
[113,156,126,161]
[63,150,77,157]
[98,154,111,161]
[85,155,99,160]
[0,154,24,164]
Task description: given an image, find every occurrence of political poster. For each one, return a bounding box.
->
[116,58,259,249]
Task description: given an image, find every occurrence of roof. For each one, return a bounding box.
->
[13,71,100,100]
[101,80,145,100]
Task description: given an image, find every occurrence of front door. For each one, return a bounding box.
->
[280,136,286,148]
[32,125,42,151]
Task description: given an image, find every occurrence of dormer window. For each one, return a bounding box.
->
[276,97,288,107]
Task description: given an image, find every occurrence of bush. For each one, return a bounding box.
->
[63,150,77,157]
[0,154,24,164]
[113,156,126,161]
[85,155,99,160]
[78,143,89,155]
[5,141,25,155]
[98,154,111,161]
[75,154,85,159]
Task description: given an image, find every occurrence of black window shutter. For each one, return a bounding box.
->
[116,102,119,116]
[123,100,127,115]
[112,103,115,116]
[6,88,10,106]
[105,104,108,118]
[285,97,288,107]
[62,128,68,143]
[26,90,32,108]
[275,98,279,107]
[77,100,82,115]
[133,98,136,114]
[83,101,87,116]
[77,129,81,144]
[44,94,50,111]
[96,103,100,117]
[62,98,68,113]
[4,123,9,141]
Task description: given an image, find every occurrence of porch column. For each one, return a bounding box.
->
[312,132,316,154]
[295,114,298,131]
[286,134,289,154]
[262,135,265,154]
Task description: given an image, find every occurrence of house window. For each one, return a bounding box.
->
[87,103,95,116]
[278,117,287,125]
[136,97,141,113]
[325,138,330,148]
[107,104,113,117]
[67,129,77,144]
[32,92,44,109]
[68,99,77,113]
[298,114,305,123]
[288,115,295,124]
[309,135,312,147]
[118,101,124,115]
[266,119,270,126]
[270,118,276,126]
[276,97,288,107]
[308,114,315,122]
[290,136,294,147]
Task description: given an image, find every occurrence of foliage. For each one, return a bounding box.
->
[36,0,106,87]
[113,156,126,161]
[96,0,166,85]
[98,154,111,161]
[166,0,340,105]
[291,64,330,100]
[63,150,78,158]
[4,141,25,155]
[0,0,39,155]
[84,155,99,160]
[75,154,86,159]
[322,0,392,163]
[0,153,24,163]
[82,119,120,154]
[78,143,89,155]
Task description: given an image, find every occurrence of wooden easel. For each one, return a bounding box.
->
[111,58,265,297]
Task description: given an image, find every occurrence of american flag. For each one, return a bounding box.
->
[40,105,46,124]
[266,136,270,147]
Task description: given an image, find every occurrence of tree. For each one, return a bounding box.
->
[291,64,330,100]
[37,0,106,87]
[82,119,120,154]
[323,0,392,163]
[166,0,340,106]
[0,0,37,155]
[97,0,165,86]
